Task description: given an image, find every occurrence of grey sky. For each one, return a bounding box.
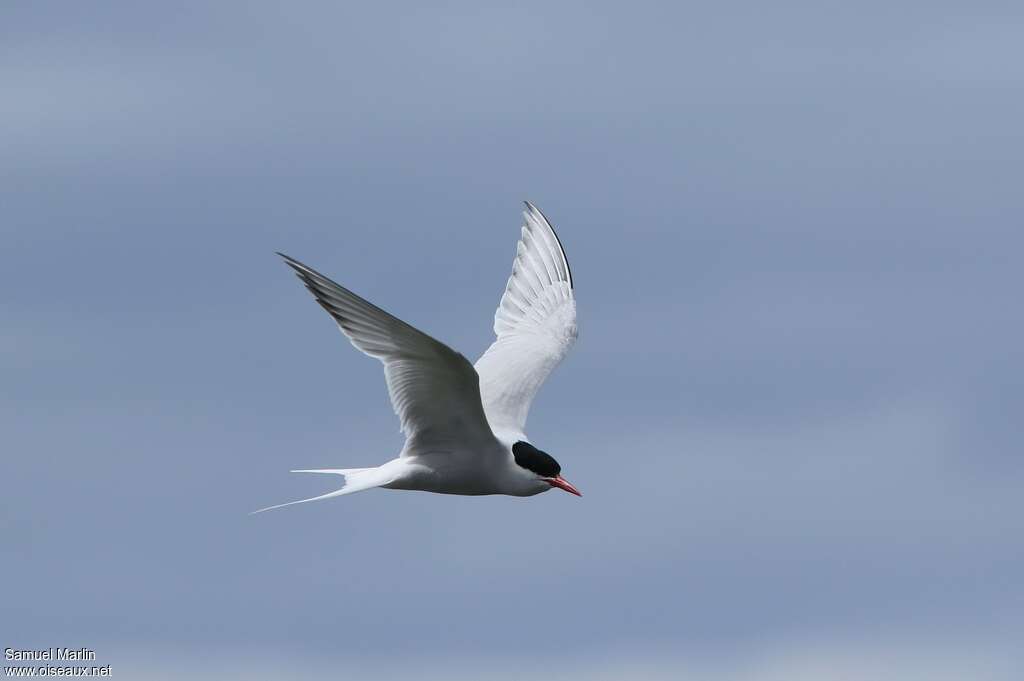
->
[3,2,1023,678]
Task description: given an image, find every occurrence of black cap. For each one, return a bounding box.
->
[512,441,561,478]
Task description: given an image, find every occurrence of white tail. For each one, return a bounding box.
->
[250,467,387,514]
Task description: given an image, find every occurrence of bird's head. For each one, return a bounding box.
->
[512,441,581,496]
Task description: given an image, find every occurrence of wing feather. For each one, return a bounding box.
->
[279,253,495,454]
[474,203,577,437]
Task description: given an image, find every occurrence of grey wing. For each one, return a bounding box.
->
[279,253,497,455]
[474,202,577,437]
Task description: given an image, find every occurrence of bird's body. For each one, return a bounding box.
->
[255,202,579,513]
[380,450,549,497]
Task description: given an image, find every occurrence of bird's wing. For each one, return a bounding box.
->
[279,253,496,455]
[474,202,577,437]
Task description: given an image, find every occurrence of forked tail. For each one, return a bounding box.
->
[250,467,386,514]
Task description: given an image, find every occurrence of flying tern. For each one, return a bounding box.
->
[254,202,579,513]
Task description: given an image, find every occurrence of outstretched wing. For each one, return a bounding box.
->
[279,253,496,454]
[474,202,577,437]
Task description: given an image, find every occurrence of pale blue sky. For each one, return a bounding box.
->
[3,2,1023,678]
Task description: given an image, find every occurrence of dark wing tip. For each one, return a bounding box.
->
[276,252,303,269]
[521,200,573,290]
[275,252,327,296]
[277,253,324,286]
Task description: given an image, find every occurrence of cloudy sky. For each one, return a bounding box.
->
[3,1,1023,678]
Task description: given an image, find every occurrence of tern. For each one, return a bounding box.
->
[254,202,579,513]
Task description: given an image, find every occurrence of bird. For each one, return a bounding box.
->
[253,201,579,513]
